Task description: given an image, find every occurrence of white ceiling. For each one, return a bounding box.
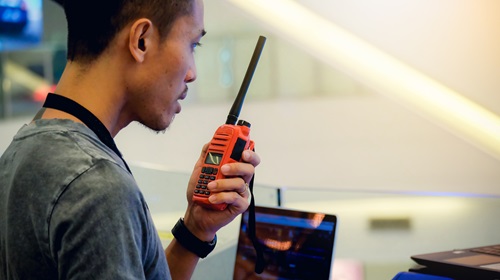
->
[208,0,500,116]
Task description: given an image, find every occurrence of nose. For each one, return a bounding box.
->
[185,63,197,83]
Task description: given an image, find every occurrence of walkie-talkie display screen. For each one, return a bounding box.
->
[205,152,223,165]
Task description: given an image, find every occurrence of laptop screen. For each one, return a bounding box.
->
[233,206,337,280]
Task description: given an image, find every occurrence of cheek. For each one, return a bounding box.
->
[160,70,184,97]
[166,51,191,80]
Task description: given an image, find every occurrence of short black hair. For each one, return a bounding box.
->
[62,0,194,64]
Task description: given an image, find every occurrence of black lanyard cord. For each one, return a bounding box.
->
[248,173,266,274]
[42,93,131,174]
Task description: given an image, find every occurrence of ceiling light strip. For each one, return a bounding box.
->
[225,0,500,159]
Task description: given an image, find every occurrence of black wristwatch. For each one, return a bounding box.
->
[171,218,217,258]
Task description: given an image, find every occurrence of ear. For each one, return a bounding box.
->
[128,18,154,63]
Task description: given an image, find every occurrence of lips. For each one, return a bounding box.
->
[175,86,188,114]
[179,86,188,100]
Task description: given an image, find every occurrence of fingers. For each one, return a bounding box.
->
[207,176,247,195]
[208,182,251,210]
[207,177,251,205]
[238,182,249,196]
[217,150,259,184]
[201,148,259,209]
[242,150,261,168]
[199,143,209,158]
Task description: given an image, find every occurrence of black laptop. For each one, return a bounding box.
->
[233,206,337,280]
[411,244,500,279]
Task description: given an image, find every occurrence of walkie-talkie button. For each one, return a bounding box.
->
[205,191,210,195]
[196,185,202,189]
[203,180,208,184]
[199,174,204,179]
[238,120,251,128]
[210,176,215,180]
[201,185,207,189]
[194,190,200,194]
[198,180,203,184]
[205,167,213,174]
[202,167,207,173]
[213,168,218,175]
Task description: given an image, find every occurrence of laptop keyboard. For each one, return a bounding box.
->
[471,245,500,256]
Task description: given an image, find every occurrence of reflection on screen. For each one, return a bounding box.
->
[233,207,337,280]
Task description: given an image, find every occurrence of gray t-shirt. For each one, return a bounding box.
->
[0,119,170,279]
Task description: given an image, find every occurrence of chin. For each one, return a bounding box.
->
[159,114,176,132]
[139,114,174,134]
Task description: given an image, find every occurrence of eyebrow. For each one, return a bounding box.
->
[201,29,207,37]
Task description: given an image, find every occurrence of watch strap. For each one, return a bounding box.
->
[171,218,216,258]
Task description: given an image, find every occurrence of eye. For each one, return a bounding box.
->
[192,42,202,52]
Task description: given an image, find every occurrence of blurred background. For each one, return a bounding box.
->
[1,1,499,278]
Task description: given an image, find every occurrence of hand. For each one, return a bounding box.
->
[183,143,261,241]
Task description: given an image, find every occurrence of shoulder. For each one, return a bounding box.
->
[15,119,126,171]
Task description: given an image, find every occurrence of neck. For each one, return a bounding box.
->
[46,59,132,138]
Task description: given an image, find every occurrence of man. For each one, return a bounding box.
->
[0,0,260,279]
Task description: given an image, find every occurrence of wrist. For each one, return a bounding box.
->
[171,218,217,258]
[183,212,217,241]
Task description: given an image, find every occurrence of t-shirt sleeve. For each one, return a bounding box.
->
[48,160,170,280]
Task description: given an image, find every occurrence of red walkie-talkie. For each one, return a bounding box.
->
[193,36,266,210]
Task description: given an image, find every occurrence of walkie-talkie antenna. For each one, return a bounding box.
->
[226,36,266,125]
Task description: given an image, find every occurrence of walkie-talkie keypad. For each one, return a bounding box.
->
[195,167,219,196]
